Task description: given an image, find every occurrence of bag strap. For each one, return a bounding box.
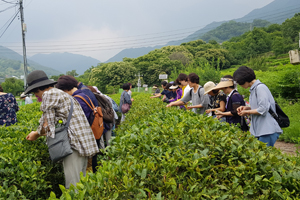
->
[74,94,95,111]
[189,86,202,98]
[65,96,74,128]
[254,83,277,117]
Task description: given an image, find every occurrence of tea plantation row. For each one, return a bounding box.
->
[50,93,300,199]
[0,103,64,199]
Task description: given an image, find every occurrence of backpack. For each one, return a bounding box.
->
[111,98,119,112]
[93,92,115,123]
[189,86,202,98]
[255,83,290,128]
[74,95,104,139]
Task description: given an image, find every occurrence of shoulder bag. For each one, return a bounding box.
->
[47,96,74,163]
[121,92,131,114]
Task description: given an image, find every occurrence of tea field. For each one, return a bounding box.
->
[1,93,300,199]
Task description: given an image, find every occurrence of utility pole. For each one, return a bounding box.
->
[19,0,28,89]
[135,72,143,92]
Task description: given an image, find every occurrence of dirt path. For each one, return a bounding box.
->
[274,141,300,156]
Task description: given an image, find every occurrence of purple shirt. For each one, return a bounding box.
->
[169,88,182,103]
[73,89,94,126]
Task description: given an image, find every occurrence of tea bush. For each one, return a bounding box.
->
[0,102,64,199]
[50,94,300,199]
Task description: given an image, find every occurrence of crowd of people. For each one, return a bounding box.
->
[151,66,282,147]
[0,65,282,189]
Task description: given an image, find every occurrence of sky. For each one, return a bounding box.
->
[0,0,274,62]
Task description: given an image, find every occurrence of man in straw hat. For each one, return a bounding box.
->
[167,73,209,114]
[24,70,99,189]
[213,75,248,131]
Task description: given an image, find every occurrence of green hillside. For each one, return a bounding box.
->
[0,46,62,79]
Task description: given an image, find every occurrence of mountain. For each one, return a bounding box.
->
[105,0,300,62]
[30,52,101,75]
[0,45,62,78]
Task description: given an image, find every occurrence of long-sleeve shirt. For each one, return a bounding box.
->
[37,88,99,157]
[169,88,182,103]
[119,91,132,113]
[73,89,94,126]
[249,80,282,137]
[180,86,209,114]
[0,93,19,126]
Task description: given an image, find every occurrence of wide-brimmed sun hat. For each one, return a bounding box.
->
[24,70,57,94]
[204,81,216,95]
[169,85,179,89]
[20,92,27,98]
[212,78,235,91]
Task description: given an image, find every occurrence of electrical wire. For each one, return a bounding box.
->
[0,3,300,54]
[0,0,17,5]
[0,4,16,13]
[0,9,19,38]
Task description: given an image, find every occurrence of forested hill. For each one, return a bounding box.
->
[106,0,300,62]
[0,46,62,79]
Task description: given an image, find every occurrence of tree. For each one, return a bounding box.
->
[66,70,78,77]
[243,28,272,58]
[90,62,137,93]
[281,13,300,42]
[1,77,24,96]
[50,74,64,81]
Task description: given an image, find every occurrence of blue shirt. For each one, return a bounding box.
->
[249,80,282,137]
[77,82,99,107]
[161,89,173,99]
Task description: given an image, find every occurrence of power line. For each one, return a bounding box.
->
[0,4,300,54]
[0,9,19,38]
[0,4,16,13]
[0,0,17,5]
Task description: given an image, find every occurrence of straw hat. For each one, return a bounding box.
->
[204,81,216,95]
[212,78,234,91]
[169,85,178,89]
[24,70,57,94]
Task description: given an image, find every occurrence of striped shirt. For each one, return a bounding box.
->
[37,88,99,157]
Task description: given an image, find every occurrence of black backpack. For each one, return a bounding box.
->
[93,92,115,123]
[255,83,290,128]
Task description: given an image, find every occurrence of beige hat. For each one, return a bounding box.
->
[204,81,216,95]
[213,78,234,91]
[169,85,178,89]
[20,92,27,98]
[152,86,158,89]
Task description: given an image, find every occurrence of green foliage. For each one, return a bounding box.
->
[90,62,137,93]
[50,74,65,81]
[51,94,300,199]
[281,13,300,42]
[243,28,272,58]
[0,103,64,199]
[195,48,233,69]
[1,77,24,96]
[66,70,78,77]
[200,19,271,43]
[247,56,269,71]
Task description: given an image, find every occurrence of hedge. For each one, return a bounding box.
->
[49,93,300,199]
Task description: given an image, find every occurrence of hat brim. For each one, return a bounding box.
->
[204,88,215,95]
[212,81,233,91]
[24,79,57,94]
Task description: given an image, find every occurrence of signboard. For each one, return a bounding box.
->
[143,84,148,88]
[159,74,168,79]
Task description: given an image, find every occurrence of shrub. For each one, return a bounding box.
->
[50,94,300,199]
[0,103,64,199]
